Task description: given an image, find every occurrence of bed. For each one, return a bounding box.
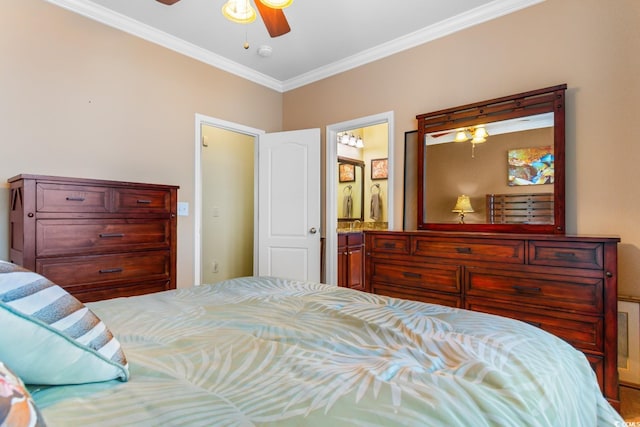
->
[0,266,624,426]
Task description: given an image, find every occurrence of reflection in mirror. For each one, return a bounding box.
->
[425,113,554,224]
[417,84,567,234]
[337,157,364,221]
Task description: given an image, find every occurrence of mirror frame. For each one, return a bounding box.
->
[416,84,567,234]
[337,156,365,222]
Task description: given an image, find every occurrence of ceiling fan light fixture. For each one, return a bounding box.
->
[259,0,294,9]
[222,0,257,24]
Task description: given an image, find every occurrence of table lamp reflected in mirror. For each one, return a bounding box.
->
[452,195,474,224]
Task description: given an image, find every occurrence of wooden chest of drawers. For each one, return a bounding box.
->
[365,230,620,409]
[8,174,179,302]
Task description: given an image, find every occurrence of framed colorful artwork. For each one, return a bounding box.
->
[338,163,355,182]
[371,158,388,180]
[508,146,554,186]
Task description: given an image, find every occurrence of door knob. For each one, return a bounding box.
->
[309,227,317,234]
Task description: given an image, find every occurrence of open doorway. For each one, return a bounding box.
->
[200,125,255,284]
[194,114,263,286]
[325,111,395,285]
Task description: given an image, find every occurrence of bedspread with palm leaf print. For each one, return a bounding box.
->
[32,276,622,426]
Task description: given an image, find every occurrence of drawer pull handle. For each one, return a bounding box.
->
[555,252,576,259]
[137,199,152,204]
[383,243,396,249]
[66,196,85,202]
[513,285,541,293]
[402,272,421,279]
[455,247,472,254]
[525,321,542,328]
[99,267,123,274]
[99,233,125,238]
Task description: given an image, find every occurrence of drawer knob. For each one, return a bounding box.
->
[554,251,576,259]
[99,267,123,274]
[27,212,34,218]
[606,271,613,278]
[99,233,125,238]
[402,271,421,279]
[513,285,541,294]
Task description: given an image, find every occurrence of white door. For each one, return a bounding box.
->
[258,129,321,282]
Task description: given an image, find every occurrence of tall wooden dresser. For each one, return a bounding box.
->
[365,230,620,409]
[8,174,179,302]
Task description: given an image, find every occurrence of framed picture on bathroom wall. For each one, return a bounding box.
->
[371,158,388,180]
[339,163,355,182]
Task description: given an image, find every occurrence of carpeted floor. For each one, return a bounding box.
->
[622,386,640,422]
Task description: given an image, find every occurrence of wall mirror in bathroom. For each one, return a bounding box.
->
[337,157,364,221]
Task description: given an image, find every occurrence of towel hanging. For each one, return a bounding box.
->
[370,192,381,221]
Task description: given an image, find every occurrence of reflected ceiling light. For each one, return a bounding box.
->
[454,129,471,143]
[259,0,294,9]
[356,136,364,148]
[222,0,257,24]
[471,126,488,144]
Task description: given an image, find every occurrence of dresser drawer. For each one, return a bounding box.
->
[36,219,171,257]
[372,281,462,308]
[465,267,603,314]
[529,240,604,270]
[368,234,410,255]
[36,251,171,288]
[413,237,525,264]
[114,188,172,213]
[370,261,461,294]
[74,280,172,303]
[37,183,110,213]
[466,298,603,352]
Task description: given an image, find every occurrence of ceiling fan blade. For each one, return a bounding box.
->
[156,0,180,5]
[254,1,290,37]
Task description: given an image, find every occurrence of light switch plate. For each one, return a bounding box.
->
[177,202,189,216]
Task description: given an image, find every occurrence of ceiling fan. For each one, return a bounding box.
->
[155,0,291,38]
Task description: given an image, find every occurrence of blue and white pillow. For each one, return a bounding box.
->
[0,260,129,385]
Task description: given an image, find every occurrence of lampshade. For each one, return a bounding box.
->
[222,0,257,24]
[454,129,470,142]
[452,195,474,213]
[259,0,294,9]
[471,127,488,144]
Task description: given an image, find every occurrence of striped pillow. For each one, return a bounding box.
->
[0,261,129,385]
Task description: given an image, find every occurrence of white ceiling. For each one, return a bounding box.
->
[46,0,542,92]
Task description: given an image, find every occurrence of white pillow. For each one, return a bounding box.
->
[0,261,129,385]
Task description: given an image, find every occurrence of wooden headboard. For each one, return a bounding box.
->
[486,193,553,224]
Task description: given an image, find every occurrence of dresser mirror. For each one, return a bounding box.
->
[337,157,365,221]
[416,84,567,233]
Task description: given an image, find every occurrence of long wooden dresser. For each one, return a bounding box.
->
[8,174,179,302]
[364,230,620,409]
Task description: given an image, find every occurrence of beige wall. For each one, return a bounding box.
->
[0,0,282,288]
[283,0,640,297]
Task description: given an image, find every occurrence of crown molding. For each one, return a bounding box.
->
[45,0,543,93]
[281,0,544,91]
[44,0,285,92]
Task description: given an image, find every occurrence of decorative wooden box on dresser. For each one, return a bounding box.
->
[8,174,179,302]
[365,230,620,409]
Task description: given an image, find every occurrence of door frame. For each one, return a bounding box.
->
[194,113,264,286]
[325,111,395,285]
